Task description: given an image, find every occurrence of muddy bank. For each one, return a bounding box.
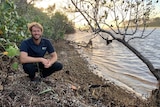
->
[0,39,159,107]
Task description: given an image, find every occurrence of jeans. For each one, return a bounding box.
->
[23,62,63,79]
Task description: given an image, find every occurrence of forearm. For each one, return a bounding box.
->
[49,56,57,65]
[20,56,42,64]
[49,52,58,65]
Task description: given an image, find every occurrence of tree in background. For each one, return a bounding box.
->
[14,0,53,38]
[70,0,160,82]
[147,17,160,27]
[50,11,75,40]
[14,0,75,40]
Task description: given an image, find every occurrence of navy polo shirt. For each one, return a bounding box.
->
[20,38,54,57]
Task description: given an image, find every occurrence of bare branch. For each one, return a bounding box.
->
[71,0,95,31]
[127,28,156,42]
[70,0,160,81]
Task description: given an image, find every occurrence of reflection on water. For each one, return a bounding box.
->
[66,28,160,98]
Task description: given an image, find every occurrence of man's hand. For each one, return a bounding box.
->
[41,58,49,67]
[44,59,52,68]
[40,52,57,68]
[41,58,52,68]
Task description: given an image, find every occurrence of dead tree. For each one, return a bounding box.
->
[70,0,160,83]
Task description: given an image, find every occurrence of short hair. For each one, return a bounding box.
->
[28,22,43,33]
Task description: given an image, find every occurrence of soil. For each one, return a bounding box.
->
[0,39,159,107]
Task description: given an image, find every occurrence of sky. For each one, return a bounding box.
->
[32,0,160,27]
[33,0,86,27]
[33,0,160,17]
[33,0,68,10]
[33,1,160,10]
[153,0,160,17]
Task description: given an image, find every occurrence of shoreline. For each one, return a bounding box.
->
[65,32,158,99]
[54,39,152,106]
[66,39,149,99]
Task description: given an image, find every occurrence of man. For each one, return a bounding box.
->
[19,22,63,81]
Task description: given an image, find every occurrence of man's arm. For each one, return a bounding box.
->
[44,52,57,68]
[20,51,49,65]
[49,52,57,64]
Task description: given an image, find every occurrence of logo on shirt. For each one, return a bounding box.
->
[42,47,47,50]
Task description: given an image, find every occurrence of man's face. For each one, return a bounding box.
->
[31,26,42,40]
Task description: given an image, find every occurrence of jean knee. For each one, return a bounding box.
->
[52,62,63,71]
[23,63,37,73]
[57,62,63,70]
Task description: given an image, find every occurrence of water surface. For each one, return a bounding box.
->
[66,28,160,98]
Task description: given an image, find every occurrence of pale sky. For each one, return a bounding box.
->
[33,0,160,27]
[34,0,69,9]
[154,1,160,17]
[34,1,160,9]
[34,0,160,17]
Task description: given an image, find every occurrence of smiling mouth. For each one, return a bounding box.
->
[32,35,41,40]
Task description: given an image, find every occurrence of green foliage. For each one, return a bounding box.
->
[6,45,19,57]
[27,6,53,37]
[0,44,20,71]
[65,21,76,34]
[14,1,53,38]
[0,0,28,71]
[12,62,19,70]
[50,12,75,40]
[0,0,27,45]
[14,1,75,39]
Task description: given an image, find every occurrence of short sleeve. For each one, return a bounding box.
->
[20,40,28,52]
[46,40,54,53]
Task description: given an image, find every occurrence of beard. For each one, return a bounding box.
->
[32,34,41,40]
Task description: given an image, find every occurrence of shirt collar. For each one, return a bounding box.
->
[29,37,44,45]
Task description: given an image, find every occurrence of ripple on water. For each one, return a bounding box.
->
[66,29,160,98]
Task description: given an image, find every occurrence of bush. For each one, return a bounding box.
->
[0,0,27,71]
[50,12,75,40]
[0,0,27,48]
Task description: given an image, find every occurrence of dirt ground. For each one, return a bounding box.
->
[0,39,159,107]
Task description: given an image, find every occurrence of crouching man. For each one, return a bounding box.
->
[19,22,63,81]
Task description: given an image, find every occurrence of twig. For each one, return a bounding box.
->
[29,95,33,107]
[127,28,156,42]
[38,88,53,95]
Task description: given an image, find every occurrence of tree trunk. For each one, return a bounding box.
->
[116,38,160,81]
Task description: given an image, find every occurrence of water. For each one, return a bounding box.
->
[66,28,160,98]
